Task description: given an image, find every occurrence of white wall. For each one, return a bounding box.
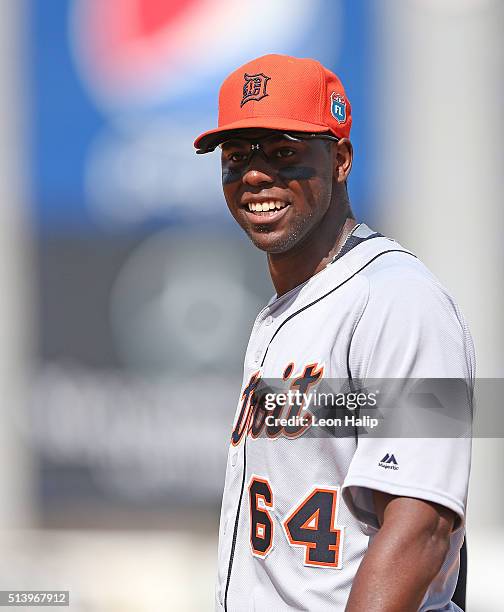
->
[376,2,503,609]
[0,0,34,528]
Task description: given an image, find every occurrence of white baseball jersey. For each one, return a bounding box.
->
[215,225,474,611]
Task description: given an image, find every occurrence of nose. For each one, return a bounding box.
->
[242,157,275,187]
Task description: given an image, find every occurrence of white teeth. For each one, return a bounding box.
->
[247,201,288,212]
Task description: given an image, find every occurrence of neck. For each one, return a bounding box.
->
[267,209,357,297]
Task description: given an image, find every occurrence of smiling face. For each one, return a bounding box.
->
[221,130,337,254]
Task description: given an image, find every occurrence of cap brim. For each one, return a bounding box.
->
[194,117,331,153]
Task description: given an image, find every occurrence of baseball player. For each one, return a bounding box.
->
[195,54,474,611]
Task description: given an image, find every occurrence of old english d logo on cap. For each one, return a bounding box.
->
[241,72,270,106]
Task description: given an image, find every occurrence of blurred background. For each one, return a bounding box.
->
[0,0,502,610]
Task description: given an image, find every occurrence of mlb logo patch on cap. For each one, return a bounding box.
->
[331,93,347,124]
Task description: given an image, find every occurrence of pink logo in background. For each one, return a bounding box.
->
[71,0,207,105]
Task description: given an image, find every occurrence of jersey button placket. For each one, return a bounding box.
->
[250,308,275,367]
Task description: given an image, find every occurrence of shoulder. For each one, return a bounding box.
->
[349,250,475,378]
[333,230,444,307]
[358,249,458,315]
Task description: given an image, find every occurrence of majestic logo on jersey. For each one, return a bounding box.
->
[378,453,399,470]
[241,73,270,106]
[330,92,346,123]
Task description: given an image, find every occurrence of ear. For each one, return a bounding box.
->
[332,138,353,183]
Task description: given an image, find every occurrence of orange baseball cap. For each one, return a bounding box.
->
[194,54,352,153]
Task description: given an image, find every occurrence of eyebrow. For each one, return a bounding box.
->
[220,139,249,149]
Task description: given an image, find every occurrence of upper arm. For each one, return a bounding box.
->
[344,491,458,612]
[373,490,456,537]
